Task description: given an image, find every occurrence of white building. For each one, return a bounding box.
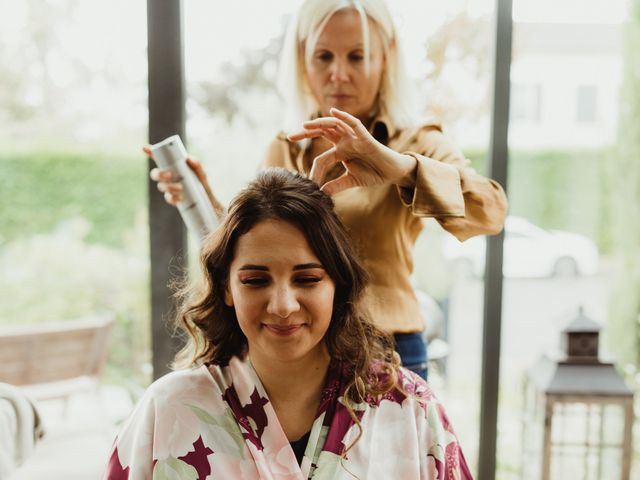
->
[509,22,622,149]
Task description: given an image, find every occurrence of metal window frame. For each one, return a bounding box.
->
[478,0,512,479]
[147,0,188,380]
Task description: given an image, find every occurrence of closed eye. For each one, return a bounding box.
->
[295,276,322,285]
[315,51,333,62]
[240,278,269,286]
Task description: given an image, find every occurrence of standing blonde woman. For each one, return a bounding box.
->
[150,0,508,379]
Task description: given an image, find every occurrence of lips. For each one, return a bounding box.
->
[262,324,304,336]
[328,94,353,101]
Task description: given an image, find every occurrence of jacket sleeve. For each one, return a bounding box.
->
[396,125,508,241]
[258,134,290,171]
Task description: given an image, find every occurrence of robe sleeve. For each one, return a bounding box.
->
[397,369,474,479]
[103,390,156,480]
[423,401,474,479]
[397,125,508,241]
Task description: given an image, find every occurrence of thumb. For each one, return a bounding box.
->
[186,157,207,183]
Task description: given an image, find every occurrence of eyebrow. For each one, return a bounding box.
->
[238,263,325,271]
[315,43,364,50]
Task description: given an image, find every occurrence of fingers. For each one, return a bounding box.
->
[151,167,183,205]
[329,108,364,131]
[288,128,343,144]
[157,181,183,195]
[186,157,208,184]
[287,128,326,142]
[287,125,352,144]
[164,191,183,206]
[288,117,357,143]
[309,146,339,186]
[146,145,198,206]
[302,117,357,137]
[158,181,183,205]
[321,172,359,196]
[150,167,174,182]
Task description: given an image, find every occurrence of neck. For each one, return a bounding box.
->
[249,346,330,406]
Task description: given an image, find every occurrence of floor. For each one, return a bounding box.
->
[10,386,133,480]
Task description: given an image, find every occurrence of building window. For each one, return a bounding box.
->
[576,85,598,123]
[511,84,542,123]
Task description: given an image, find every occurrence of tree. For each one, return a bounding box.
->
[192,25,285,125]
[424,12,491,127]
[608,0,640,374]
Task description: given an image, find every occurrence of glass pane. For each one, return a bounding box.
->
[184,0,300,204]
[551,403,589,445]
[411,1,496,472]
[602,403,626,445]
[602,446,624,479]
[498,0,639,478]
[0,0,149,477]
[185,0,496,475]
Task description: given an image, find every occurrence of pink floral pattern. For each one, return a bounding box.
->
[103,356,472,479]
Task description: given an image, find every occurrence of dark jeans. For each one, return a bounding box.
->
[394,332,428,380]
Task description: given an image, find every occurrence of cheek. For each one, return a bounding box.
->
[364,67,384,94]
[305,67,325,95]
[310,285,336,328]
[228,286,261,330]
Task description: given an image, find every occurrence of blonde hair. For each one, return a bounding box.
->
[278,0,417,133]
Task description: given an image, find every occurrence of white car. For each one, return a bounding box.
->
[442,216,599,278]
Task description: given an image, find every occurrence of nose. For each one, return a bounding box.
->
[329,58,349,83]
[266,284,300,318]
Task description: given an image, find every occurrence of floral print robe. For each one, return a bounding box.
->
[103,356,472,479]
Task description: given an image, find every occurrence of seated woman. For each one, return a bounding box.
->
[104,169,472,479]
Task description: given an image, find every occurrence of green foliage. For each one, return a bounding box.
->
[0,212,151,387]
[0,149,151,388]
[0,150,147,248]
[463,148,613,252]
[607,1,640,373]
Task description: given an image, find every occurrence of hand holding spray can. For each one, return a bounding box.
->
[149,135,218,239]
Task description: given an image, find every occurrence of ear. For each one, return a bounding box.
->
[224,288,234,307]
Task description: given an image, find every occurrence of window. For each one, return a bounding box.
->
[576,84,598,122]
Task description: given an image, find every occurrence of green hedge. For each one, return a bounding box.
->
[0,150,148,247]
[0,148,615,252]
[0,150,152,389]
[464,148,613,252]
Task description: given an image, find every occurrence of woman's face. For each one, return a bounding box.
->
[226,219,336,364]
[305,9,385,122]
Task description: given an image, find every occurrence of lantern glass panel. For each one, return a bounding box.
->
[587,404,602,444]
[602,447,623,478]
[520,390,544,479]
[551,443,611,480]
[551,402,591,444]
[547,401,625,480]
[602,403,625,444]
[550,443,585,479]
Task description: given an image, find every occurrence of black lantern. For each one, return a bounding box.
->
[520,308,634,480]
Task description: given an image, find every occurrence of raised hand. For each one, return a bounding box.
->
[287,108,417,196]
[144,146,225,218]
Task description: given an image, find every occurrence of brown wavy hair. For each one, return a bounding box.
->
[174,168,400,415]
